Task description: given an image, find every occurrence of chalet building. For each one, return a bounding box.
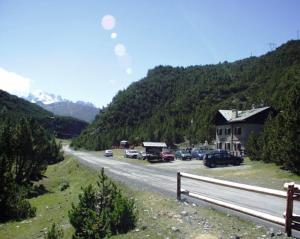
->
[213,106,275,155]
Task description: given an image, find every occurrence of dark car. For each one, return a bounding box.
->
[160,150,175,162]
[175,150,192,160]
[191,149,209,160]
[203,150,243,168]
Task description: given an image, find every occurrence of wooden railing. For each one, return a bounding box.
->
[177,172,300,237]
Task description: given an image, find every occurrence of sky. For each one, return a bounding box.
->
[0,0,299,107]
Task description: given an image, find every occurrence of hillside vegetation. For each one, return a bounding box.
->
[0,90,88,138]
[72,40,300,150]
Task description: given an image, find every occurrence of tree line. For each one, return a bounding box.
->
[246,81,300,174]
[0,117,63,222]
[71,40,300,173]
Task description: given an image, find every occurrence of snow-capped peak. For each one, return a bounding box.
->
[26,90,66,105]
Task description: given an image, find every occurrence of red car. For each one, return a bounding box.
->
[160,150,175,162]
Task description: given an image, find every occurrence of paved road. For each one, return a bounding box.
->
[64,146,300,234]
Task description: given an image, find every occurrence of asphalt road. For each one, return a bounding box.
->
[64,146,300,235]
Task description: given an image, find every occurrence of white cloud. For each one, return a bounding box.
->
[0,67,31,96]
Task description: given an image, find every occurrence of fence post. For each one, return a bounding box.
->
[285,183,295,237]
[177,171,181,200]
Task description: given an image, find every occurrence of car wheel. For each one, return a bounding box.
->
[210,162,216,168]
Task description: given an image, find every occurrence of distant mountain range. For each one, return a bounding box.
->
[0,89,88,138]
[25,91,99,123]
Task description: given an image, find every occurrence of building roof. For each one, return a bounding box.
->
[218,106,270,123]
[142,142,167,147]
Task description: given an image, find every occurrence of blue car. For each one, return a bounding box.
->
[191,149,209,160]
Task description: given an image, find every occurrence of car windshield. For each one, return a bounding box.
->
[130,150,138,153]
[181,150,189,153]
[163,151,172,154]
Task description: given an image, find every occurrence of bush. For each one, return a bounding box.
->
[0,176,36,222]
[45,223,64,239]
[68,169,137,239]
[60,180,70,191]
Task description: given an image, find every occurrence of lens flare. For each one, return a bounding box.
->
[126,68,132,75]
[111,32,117,39]
[114,43,126,56]
[101,15,116,30]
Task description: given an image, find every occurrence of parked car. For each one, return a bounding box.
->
[137,151,147,160]
[160,150,175,162]
[124,149,139,158]
[175,150,192,160]
[104,149,113,157]
[191,149,211,160]
[203,150,243,168]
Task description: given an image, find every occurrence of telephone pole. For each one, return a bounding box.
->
[268,42,276,51]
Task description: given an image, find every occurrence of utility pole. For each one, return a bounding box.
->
[268,42,276,51]
[297,29,299,40]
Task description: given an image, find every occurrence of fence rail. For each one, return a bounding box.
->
[177,172,300,237]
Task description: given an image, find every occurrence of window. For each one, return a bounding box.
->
[216,128,223,135]
[225,128,231,135]
[234,127,242,135]
[225,142,230,150]
[217,142,222,149]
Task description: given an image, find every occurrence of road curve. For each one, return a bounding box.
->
[64,146,300,235]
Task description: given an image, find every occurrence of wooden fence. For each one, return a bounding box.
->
[177,172,300,237]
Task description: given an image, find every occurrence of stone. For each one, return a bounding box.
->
[180,211,188,216]
[171,226,180,232]
[141,225,147,230]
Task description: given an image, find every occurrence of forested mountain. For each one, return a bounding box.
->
[72,40,300,150]
[0,90,88,138]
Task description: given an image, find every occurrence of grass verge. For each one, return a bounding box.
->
[0,156,289,239]
[192,158,300,189]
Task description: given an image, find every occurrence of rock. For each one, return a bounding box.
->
[180,211,188,216]
[184,202,189,205]
[171,226,180,232]
[141,225,147,230]
[135,228,140,232]
[276,231,283,236]
[192,203,196,207]
[268,228,275,237]
[230,236,240,239]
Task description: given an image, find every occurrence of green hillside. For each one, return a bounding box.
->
[0,90,88,138]
[72,40,300,150]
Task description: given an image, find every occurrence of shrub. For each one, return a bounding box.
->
[45,223,64,239]
[60,180,70,191]
[68,169,137,238]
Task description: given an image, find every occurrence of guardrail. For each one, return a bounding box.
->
[177,172,300,237]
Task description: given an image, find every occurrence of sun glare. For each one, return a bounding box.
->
[101,15,116,30]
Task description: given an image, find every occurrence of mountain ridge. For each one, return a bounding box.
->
[0,89,88,138]
[24,91,99,123]
[71,40,300,150]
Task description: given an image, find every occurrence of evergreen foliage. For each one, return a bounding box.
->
[0,118,63,222]
[68,169,137,239]
[45,223,64,239]
[0,89,88,139]
[247,81,300,174]
[72,40,300,150]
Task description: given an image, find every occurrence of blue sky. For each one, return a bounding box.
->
[0,0,299,107]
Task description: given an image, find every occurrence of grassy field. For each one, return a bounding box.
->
[192,158,300,189]
[0,155,287,239]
